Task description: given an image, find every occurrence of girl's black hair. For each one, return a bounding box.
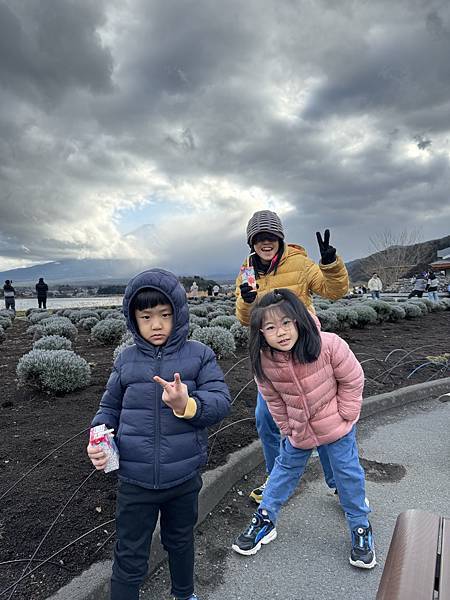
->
[129,288,172,329]
[249,288,322,383]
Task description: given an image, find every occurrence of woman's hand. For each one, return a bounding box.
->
[240,282,257,303]
[316,229,337,265]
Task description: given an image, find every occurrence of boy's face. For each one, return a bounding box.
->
[135,303,173,346]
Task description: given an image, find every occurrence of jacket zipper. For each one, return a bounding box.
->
[287,361,320,447]
[154,349,162,488]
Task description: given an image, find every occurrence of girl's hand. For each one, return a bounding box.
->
[153,373,189,414]
[87,443,108,470]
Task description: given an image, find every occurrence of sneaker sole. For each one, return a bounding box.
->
[349,553,377,569]
[231,528,277,556]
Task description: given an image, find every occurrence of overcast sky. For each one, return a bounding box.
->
[1,0,449,275]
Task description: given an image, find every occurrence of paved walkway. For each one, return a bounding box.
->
[141,395,450,600]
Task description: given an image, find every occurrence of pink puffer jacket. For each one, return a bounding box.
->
[258,332,364,449]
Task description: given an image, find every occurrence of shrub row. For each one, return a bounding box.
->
[316,298,449,332]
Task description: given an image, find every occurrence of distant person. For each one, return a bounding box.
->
[235,209,349,504]
[190,281,198,298]
[87,268,231,600]
[426,271,439,303]
[35,277,49,309]
[3,280,15,313]
[212,284,220,297]
[232,289,375,569]
[408,273,427,298]
[367,273,382,300]
[207,285,213,297]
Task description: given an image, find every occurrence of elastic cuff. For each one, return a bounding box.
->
[319,258,338,268]
[173,396,197,419]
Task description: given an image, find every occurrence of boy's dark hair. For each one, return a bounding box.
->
[249,288,322,383]
[130,288,172,328]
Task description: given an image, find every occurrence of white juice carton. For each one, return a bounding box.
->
[89,424,120,473]
[240,265,257,290]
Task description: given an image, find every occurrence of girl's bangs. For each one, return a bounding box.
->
[261,300,296,324]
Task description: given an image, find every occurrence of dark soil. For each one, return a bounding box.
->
[0,312,449,599]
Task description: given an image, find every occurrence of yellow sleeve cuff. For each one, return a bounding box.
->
[174,396,197,419]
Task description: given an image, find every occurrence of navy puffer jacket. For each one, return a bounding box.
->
[92,269,231,489]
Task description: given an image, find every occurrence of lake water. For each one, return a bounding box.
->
[9,296,124,311]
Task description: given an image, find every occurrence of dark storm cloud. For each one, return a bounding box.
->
[0,0,113,101]
[0,0,449,273]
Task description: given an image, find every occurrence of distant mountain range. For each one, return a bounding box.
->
[1,234,448,285]
[346,234,450,283]
[0,259,238,285]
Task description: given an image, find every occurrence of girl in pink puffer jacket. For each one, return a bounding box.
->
[232,288,376,570]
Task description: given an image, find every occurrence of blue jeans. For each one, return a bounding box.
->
[260,427,370,534]
[255,391,335,488]
[371,291,380,300]
[428,291,439,302]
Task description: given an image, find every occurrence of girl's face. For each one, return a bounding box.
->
[253,233,280,265]
[260,308,298,352]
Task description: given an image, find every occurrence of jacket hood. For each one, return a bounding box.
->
[283,243,308,259]
[123,268,189,357]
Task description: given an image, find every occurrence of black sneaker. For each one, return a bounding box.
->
[350,523,376,569]
[232,509,277,556]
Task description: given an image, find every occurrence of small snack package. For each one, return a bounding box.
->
[240,265,257,290]
[89,424,119,473]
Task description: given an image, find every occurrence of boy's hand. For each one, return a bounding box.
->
[87,443,108,470]
[153,372,189,414]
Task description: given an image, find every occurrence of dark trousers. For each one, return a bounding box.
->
[5,298,15,311]
[38,297,47,309]
[111,474,202,600]
[408,290,424,298]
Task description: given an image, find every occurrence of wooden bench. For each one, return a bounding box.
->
[376,509,450,599]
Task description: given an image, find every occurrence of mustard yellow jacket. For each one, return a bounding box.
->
[235,244,349,326]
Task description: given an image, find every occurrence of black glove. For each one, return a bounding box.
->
[316,229,337,265]
[240,282,258,304]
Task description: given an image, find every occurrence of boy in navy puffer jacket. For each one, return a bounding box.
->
[87,269,231,600]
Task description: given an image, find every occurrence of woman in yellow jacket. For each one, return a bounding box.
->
[235,210,350,502]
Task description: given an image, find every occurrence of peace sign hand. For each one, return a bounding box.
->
[153,372,189,414]
[316,229,337,265]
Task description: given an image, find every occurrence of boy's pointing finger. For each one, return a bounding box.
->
[153,375,169,388]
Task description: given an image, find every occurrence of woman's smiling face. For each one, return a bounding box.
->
[253,233,280,264]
